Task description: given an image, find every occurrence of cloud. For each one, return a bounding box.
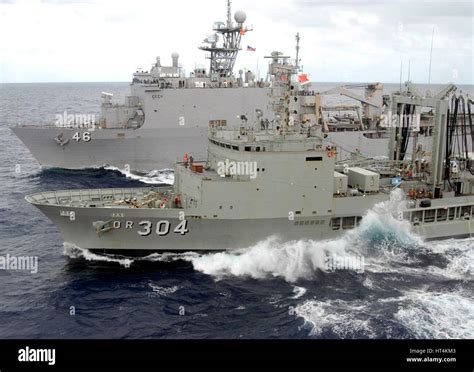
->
[0,0,472,83]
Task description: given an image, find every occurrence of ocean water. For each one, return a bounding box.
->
[0,82,473,339]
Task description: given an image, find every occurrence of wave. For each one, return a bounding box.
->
[394,290,474,339]
[295,289,474,339]
[104,166,174,185]
[63,242,199,267]
[185,190,426,282]
[61,189,472,284]
[147,282,180,297]
[294,298,377,338]
[63,242,134,268]
[291,286,307,299]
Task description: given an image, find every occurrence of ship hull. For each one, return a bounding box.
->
[33,203,343,253]
[12,125,443,171]
[11,86,272,171]
[28,188,474,255]
[11,126,208,171]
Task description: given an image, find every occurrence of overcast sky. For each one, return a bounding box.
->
[0,0,472,84]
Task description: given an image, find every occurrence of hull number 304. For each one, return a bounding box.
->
[113,220,189,236]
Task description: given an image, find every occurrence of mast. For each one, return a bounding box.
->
[399,59,403,92]
[265,52,297,132]
[428,27,435,85]
[199,1,250,78]
[295,33,300,69]
[227,0,232,28]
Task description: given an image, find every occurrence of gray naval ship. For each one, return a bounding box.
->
[25,64,474,254]
[11,1,272,171]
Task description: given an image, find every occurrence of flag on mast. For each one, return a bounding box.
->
[247,46,256,52]
[298,73,310,85]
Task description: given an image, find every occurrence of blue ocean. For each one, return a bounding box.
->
[0,82,472,339]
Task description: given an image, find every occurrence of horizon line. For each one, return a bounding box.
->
[1,80,472,85]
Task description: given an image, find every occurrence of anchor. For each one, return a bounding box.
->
[54,133,70,147]
[92,220,114,236]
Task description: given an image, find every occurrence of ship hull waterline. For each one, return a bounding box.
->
[28,192,474,256]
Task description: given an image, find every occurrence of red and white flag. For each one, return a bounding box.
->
[298,73,310,85]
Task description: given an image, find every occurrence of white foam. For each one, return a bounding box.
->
[63,242,134,268]
[394,290,474,339]
[105,166,174,185]
[137,251,200,263]
[295,289,474,339]
[363,277,375,289]
[189,236,336,282]
[291,286,307,299]
[188,190,423,282]
[294,299,376,338]
[148,282,180,297]
[428,238,474,278]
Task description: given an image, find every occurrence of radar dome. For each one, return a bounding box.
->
[234,10,247,24]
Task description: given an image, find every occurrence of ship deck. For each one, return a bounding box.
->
[25,187,177,209]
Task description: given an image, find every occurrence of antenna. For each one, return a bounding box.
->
[227,0,232,28]
[408,59,411,81]
[256,56,260,81]
[295,33,300,69]
[200,1,249,78]
[428,27,435,85]
[399,58,403,92]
